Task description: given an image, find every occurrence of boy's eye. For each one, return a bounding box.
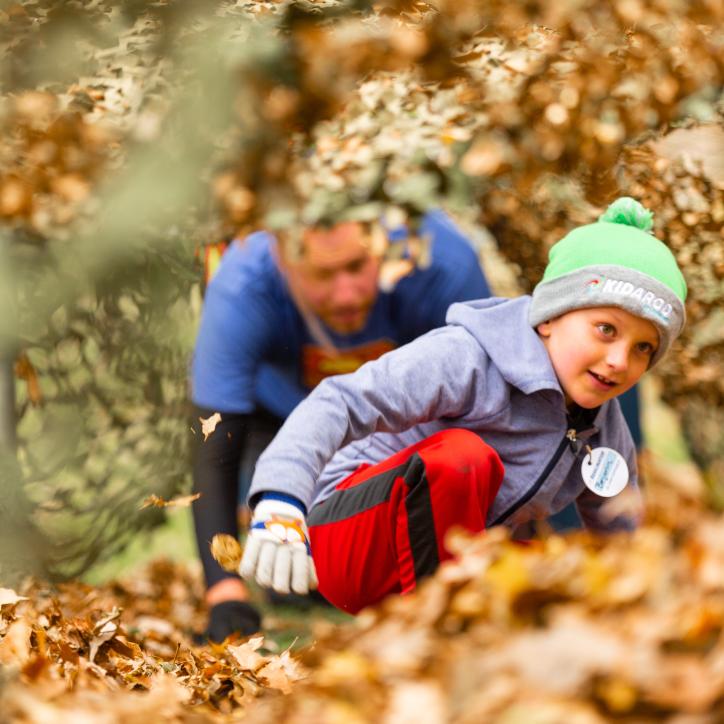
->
[596,323,615,336]
[636,341,655,355]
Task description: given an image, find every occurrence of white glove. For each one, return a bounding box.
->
[239,494,318,595]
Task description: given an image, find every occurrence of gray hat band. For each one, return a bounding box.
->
[529,266,686,367]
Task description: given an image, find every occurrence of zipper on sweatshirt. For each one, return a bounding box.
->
[490,428,575,527]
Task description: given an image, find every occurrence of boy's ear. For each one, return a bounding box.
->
[536,320,552,338]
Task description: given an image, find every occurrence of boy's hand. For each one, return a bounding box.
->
[239,494,318,595]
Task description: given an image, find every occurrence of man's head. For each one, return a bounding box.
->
[529,197,687,406]
[278,221,381,334]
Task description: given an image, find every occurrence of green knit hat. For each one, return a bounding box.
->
[529,197,687,366]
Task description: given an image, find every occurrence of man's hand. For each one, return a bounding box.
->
[239,494,318,595]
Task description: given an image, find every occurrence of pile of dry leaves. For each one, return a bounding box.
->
[0,558,308,722]
[1,458,722,722]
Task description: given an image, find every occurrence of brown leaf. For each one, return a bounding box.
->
[0,177,33,217]
[89,609,121,663]
[140,493,201,510]
[258,650,306,694]
[13,354,42,405]
[228,636,266,672]
[209,534,243,573]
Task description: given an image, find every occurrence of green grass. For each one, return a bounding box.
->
[83,506,197,585]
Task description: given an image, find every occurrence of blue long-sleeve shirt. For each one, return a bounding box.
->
[192,210,491,417]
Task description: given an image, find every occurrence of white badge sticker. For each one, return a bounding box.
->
[581,446,629,497]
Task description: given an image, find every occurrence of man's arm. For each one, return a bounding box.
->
[192,282,278,414]
[422,211,492,314]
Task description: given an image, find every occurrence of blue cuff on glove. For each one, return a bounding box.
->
[257,491,307,515]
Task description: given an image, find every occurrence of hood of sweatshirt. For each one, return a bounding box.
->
[445,295,563,398]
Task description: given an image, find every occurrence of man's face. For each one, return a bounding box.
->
[537,306,659,409]
[283,222,381,334]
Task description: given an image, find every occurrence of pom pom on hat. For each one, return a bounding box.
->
[529,197,687,367]
[597,196,654,232]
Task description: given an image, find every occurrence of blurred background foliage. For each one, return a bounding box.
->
[0,0,721,583]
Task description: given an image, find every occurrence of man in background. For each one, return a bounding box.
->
[190,210,492,642]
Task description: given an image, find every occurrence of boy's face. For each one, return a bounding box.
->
[537,306,659,409]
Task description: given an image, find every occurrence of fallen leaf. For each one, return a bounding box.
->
[0,619,33,665]
[0,588,28,608]
[228,636,266,672]
[258,650,306,694]
[89,609,121,663]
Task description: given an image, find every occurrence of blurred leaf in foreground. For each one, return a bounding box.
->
[210,533,243,574]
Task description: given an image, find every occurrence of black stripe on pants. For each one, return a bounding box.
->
[308,452,440,582]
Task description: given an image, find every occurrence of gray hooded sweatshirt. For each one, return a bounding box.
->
[249,296,640,532]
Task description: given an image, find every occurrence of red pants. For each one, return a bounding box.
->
[307,428,504,614]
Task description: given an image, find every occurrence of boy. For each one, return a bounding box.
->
[239,198,687,614]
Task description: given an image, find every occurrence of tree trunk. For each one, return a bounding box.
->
[0,355,15,451]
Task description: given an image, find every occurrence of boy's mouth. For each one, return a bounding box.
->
[588,370,617,389]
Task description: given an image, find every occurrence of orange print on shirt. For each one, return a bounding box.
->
[302,339,396,388]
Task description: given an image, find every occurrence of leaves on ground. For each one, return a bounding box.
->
[0,559,307,722]
[0,589,28,608]
[1,460,723,722]
[244,460,724,723]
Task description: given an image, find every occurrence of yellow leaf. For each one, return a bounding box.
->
[258,650,306,694]
[210,534,243,573]
[485,548,530,598]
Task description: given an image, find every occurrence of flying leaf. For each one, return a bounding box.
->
[140,493,201,509]
[210,534,243,573]
[199,412,222,441]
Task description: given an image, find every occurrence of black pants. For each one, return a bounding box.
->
[191,406,282,589]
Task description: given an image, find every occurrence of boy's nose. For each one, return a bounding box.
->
[605,344,630,372]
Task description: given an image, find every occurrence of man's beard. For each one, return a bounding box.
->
[323,304,371,334]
